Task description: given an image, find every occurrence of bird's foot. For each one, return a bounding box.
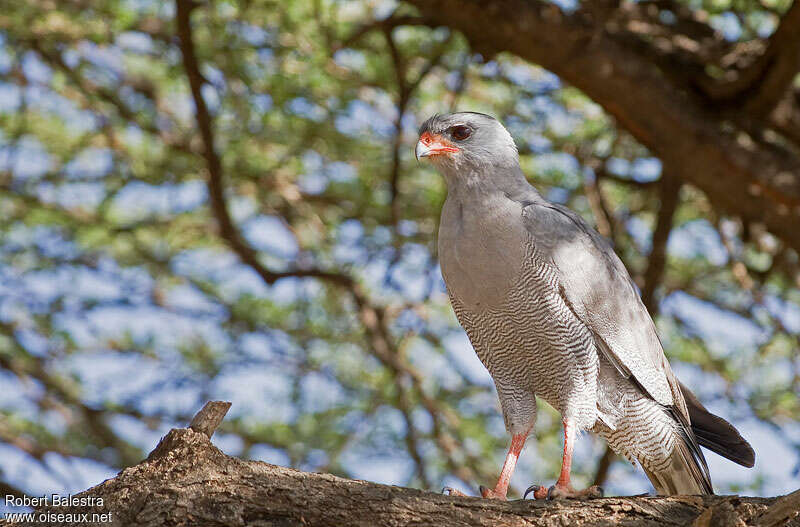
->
[524,483,603,500]
[440,485,509,500]
[441,486,470,497]
[479,485,507,500]
[547,484,604,499]
[523,484,548,499]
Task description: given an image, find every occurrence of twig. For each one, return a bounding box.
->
[174,0,351,288]
[338,15,428,50]
[641,171,680,314]
[592,446,615,486]
[189,401,232,438]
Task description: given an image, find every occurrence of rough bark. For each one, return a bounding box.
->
[5,403,798,527]
[404,0,800,254]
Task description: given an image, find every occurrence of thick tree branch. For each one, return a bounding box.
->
[757,488,800,527]
[404,0,800,253]
[15,403,792,527]
[753,51,800,120]
[712,0,800,116]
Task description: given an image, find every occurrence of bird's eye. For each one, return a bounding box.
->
[450,125,472,141]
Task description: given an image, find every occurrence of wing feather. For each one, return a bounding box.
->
[522,201,687,418]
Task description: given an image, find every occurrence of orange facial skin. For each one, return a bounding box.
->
[418,131,460,156]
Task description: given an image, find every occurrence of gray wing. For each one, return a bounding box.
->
[522,201,687,417]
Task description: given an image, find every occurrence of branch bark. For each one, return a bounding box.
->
[404,0,800,252]
[9,402,795,527]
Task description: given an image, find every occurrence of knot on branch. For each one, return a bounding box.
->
[145,400,231,462]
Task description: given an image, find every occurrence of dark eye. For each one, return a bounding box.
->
[450,125,472,141]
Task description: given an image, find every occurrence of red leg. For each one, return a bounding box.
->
[480,432,527,499]
[443,432,528,500]
[556,420,576,487]
[525,420,604,500]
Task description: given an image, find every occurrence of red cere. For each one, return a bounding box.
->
[419,131,459,154]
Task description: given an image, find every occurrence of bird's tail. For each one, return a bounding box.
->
[642,418,713,495]
[600,399,714,495]
[680,382,755,468]
[642,383,756,495]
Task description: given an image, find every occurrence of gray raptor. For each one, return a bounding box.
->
[416,112,754,500]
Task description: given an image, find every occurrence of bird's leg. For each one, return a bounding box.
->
[480,432,528,499]
[524,420,604,500]
[443,432,527,499]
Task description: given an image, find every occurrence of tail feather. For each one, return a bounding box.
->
[680,382,756,468]
[642,439,713,495]
[644,383,757,495]
[642,407,713,495]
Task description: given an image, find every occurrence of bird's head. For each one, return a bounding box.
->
[415,112,519,176]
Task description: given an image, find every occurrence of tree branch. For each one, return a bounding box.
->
[188,401,231,438]
[641,172,681,315]
[174,0,352,289]
[592,445,615,486]
[18,404,790,527]
[757,487,800,527]
[708,0,800,116]
[749,0,800,113]
[338,14,428,50]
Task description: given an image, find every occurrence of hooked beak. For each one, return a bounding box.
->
[415,131,459,160]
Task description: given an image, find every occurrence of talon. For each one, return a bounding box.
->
[523,484,540,499]
[523,484,549,499]
[442,486,469,497]
[547,485,558,500]
[479,485,505,499]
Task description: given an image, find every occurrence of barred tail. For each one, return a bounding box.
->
[642,408,713,495]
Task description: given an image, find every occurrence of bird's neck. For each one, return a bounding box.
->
[440,163,539,203]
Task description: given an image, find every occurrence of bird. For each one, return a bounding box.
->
[415,112,755,500]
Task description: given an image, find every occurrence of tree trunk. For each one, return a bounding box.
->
[3,402,798,527]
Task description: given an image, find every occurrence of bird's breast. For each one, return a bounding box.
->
[438,195,528,310]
